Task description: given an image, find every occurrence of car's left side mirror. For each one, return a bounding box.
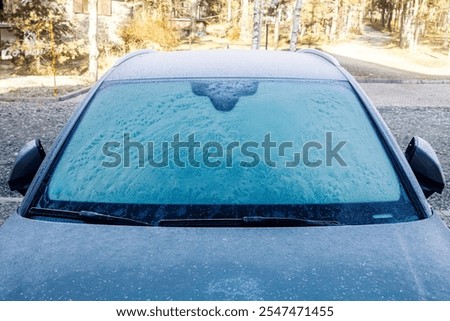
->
[8,139,46,196]
[405,136,445,198]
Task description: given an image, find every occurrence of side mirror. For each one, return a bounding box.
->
[405,136,445,198]
[8,139,46,196]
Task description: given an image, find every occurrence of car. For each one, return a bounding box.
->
[1,49,449,300]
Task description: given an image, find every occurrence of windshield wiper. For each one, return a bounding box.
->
[28,207,150,226]
[158,216,340,227]
[242,216,339,226]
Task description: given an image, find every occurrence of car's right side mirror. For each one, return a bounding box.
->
[8,139,46,196]
[405,136,445,198]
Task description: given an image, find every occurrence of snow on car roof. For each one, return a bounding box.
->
[106,49,348,81]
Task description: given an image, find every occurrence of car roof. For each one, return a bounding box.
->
[105,49,348,82]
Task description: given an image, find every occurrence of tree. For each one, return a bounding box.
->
[252,0,263,49]
[240,0,251,41]
[273,3,282,46]
[190,0,200,41]
[369,0,445,52]
[399,0,428,52]
[88,0,99,82]
[6,0,71,72]
[119,1,180,51]
[290,0,303,51]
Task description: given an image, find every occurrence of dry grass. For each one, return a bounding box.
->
[119,13,180,51]
[226,24,241,42]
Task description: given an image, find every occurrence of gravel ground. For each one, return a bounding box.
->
[377,107,450,211]
[0,201,20,225]
[0,95,84,198]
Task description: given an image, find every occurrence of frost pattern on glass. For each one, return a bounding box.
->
[48,80,400,205]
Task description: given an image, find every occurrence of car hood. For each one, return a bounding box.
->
[1,213,450,300]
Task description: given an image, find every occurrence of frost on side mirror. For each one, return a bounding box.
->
[8,139,46,196]
[405,136,445,198]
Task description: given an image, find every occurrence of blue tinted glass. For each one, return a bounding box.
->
[49,80,401,205]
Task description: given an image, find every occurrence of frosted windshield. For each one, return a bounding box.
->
[48,80,401,205]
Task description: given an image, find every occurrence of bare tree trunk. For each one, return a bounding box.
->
[409,0,420,52]
[399,0,425,52]
[290,0,303,51]
[227,0,232,23]
[190,0,199,38]
[252,0,263,49]
[446,1,450,58]
[370,0,374,22]
[399,0,413,49]
[89,0,99,82]
[412,22,422,52]
[329,0,339,42]
[387,3,394,32]
[273,7,282,48]
[35,31,41,73]
[393,5,398,32]
[240,0,250,41]
[49,19,58,97]
[358,0,365,34]
[343,6,354,37]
